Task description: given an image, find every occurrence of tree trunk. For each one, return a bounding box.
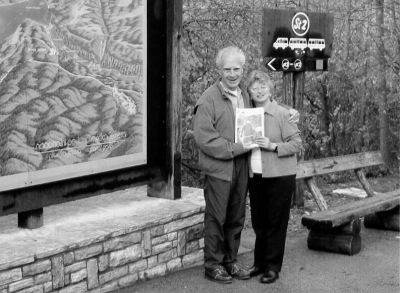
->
[282,72,304,207]
[375,0,390,167]
[343,0,352,65]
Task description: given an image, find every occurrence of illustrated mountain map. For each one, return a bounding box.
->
[0,0,146,185]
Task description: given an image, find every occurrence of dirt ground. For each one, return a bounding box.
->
[115,174,400,293]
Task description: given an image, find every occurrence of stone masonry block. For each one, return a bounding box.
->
[99,266,128,285]
[63,252,75,266]
[100,280,119,293]
[166,258,182,272]
[0,257,34,272]
[87,259,99,289]
[144,264,166,280]
[138,271,145,281]
[75,244,103,261]
[8,278,34,292]
[150,225,164,237]
[34,272,52,285]
[58,281,87,293]
[182,250,204,268]
[109,244,142,267]
[186,241,200,254]
[152,242,172,255]
[0,268,22,286]
[187,223,204,241]
[98,255,109,272]
[158,249,178,263]
[164,214,204,233]
[64,261,86,274]
[118,274,139,287]
[15,284,43,293]
[51,255,65,289]
[177,231,186,256]
[70,269,87,283]
[43,282,52,293]
[128,259,147,274]
[147,256,157,269]
[199,238,205,249]
[23,260,51,277]
[167,232,177,241]
[151,235,168,246]
[142,230,151,257]
[104,232,142,252]
[64,273,70,286]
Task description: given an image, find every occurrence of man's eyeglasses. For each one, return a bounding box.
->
[222,68,242,74]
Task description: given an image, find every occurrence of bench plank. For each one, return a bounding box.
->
[302,189,400,230]
[296,151,383,179]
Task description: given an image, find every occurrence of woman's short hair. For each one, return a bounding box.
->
[215,46,246,69]
[245,70,275,101]
[245,70,273,90]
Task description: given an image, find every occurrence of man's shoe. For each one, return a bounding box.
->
[205,265,233,284]
[249,265,265,277]
[260,270,279,284]
[225,262,251,280]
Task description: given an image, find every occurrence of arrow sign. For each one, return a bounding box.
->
[265,57,305,72]
[267,58,277,71]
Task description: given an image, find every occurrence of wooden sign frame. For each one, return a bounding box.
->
[0,0,182,227]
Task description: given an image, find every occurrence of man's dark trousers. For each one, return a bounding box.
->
[203,155,248,269]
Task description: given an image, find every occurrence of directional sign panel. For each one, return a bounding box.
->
[265,57,305,72]
[262,9,334,59]
[265,57,328,72]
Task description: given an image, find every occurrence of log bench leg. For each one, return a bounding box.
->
[364,206,400,231]
[18,208,44,229]
[307,218,362,255]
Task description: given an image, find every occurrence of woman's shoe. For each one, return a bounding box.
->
[260,270,279,284]
[248,265,265,277]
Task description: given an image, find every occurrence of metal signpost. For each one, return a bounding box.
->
[262,8,334,206]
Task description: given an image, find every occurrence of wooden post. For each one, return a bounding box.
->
[304,177,328,211]
[307,231,361,255]
[18,208,43,229]
[364,206,400,231]
[354,169,376,197]
[282,71,305,207]
[148,0,182,199]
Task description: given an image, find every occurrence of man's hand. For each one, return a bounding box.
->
[289,108,300,124]
[242,141,258,151]
[254,136,276,151]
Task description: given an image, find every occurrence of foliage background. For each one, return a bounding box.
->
[181,0,400,187]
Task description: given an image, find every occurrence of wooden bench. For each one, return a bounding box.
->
[296,151,400,255]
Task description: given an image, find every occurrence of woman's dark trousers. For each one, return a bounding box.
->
[248,174,295,272]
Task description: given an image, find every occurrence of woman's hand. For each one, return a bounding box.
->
[254,136,277,151]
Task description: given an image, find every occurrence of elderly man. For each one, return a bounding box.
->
[193,46,255,283]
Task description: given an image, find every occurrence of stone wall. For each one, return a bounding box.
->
[0,212,205,293]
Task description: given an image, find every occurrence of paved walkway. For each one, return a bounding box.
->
[115,227,400,293]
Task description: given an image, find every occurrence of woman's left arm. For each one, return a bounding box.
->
[275,112,302,157]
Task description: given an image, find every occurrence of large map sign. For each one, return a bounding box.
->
[0,0,147,191]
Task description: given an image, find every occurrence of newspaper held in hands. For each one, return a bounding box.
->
[235,107,264,148]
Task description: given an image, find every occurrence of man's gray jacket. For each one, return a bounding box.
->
[193,81,251,181]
